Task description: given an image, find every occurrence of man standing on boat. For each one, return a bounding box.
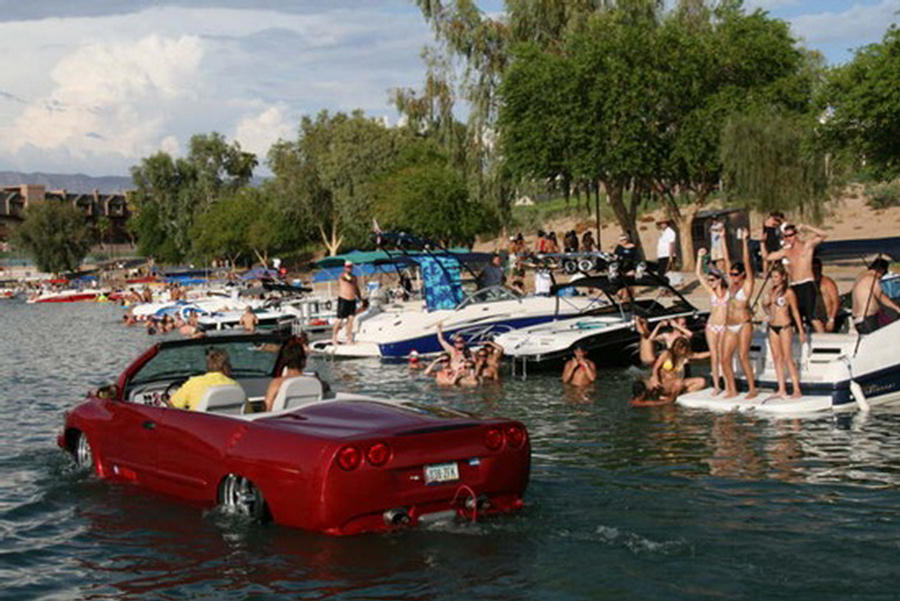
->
[764,223,826,329]
[655,220,677,275]
[332,260,362,345]
[852,258,900,334]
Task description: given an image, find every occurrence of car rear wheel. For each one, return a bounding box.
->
[74,431,93,470]
[218,474,267,521]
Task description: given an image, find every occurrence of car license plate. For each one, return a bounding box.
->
[424,462,459,484]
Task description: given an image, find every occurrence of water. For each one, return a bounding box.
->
[2,302,900,600]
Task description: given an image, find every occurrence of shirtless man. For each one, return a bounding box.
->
[332,261,362,345]
[561,346,597,387]
[424,353,457,385]
[454,359,482,387]
[812,257,840,333]
[764,223,826,330]
[240,306,258,333]
[852,258,900,334]
[436,322,470,371]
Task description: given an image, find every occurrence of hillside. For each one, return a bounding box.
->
[0,171,133,193]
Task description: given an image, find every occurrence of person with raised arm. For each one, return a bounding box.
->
[561,346,597,387]
[764,223,826,330]
[721,227,757,399]
[696,247,729,395]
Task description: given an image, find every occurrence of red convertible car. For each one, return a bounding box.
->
[58,333,530,535]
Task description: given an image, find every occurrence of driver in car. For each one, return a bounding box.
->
[169,348,238,411]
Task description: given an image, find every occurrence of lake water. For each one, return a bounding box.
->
[2,301,900,600]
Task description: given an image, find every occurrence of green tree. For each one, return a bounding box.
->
[372,142,498,246]
[721,111,828,220]
[820,25,900,179]
[268,111,407,255]
[13,202,92,273]
[192,187,285,268]
[129,133,257,262]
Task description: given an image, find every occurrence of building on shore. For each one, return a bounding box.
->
[0,184,132,243]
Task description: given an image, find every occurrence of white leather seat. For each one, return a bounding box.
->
[195,385,247,415]
[270,376,323,412]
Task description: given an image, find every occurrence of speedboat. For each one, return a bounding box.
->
[27,288,108,303]
[496,271,707,371]
[311,285,606,358]
[678,237,900,415]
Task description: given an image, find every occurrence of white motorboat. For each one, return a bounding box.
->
[311,286,605,358]
[496,272,707,371]
[677,239,900,416]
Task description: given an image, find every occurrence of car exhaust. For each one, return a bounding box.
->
[383,507,411,526]
[464,494,491,511]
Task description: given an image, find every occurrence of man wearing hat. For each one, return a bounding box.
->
[332,260,362,345]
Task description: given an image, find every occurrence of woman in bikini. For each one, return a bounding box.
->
[649,336,708,399]
[762,264,806,399]
[696,247,729,395]
[721,228,757,399]
[635,316,694,366]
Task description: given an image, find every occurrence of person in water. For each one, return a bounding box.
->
[263,342,307,411]
[635,316,693,367]
[436,322,471,372]
[454,358,482,387]
[169,348,238,411]
[761,264,806,399]
[696,247,728,395]
[475,340,504,382]
[721,227,757,399]
[424,353,457,386]
[852,258,900,334]
[629,379,675,407]
[562,346,597,387]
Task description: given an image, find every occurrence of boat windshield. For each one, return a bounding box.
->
[455,286,520,310]
[130,339,280,386]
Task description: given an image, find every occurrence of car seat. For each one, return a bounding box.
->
[270,376,323,412]
[195,385,247,415]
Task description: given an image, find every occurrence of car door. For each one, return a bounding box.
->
[104,400,164,487]
[153,408,248,504]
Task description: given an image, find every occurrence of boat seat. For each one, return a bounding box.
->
[195,385,247,415]
[270,376,323,412]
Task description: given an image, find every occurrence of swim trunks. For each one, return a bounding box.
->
[337,297,357,319]
[790,280,817,328]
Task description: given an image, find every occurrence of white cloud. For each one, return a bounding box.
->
[5,35,204,160]
[791,1,898,48]
[233,105,294,158]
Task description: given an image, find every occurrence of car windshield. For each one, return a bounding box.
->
[130,339,280,385]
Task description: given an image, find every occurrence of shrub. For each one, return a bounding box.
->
[866,179,900,209]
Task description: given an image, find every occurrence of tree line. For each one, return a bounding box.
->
[11,1,900,272]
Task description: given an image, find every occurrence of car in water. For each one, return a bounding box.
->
[58,333,530,535]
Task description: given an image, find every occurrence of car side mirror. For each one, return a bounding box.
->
[93,384,119,400]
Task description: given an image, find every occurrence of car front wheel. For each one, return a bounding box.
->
[218,474,267,522]
[74,431,93,470]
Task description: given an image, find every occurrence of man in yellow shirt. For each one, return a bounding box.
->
[169,348,238,411]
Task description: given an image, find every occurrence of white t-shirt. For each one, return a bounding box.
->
[656,227,676,260]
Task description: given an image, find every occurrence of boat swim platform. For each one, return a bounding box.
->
[676,387,854,416]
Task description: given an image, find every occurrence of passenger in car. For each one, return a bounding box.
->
[264,342,307,411]
[169,348,238,411]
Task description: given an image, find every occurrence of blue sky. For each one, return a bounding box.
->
[0,0,895,176]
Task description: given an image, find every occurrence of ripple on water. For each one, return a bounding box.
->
[2,301,900,599]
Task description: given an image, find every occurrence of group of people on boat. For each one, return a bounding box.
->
[631,216,899,406]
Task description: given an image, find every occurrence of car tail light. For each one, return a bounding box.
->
[484,427,504,451]
[366,442,390,466]
[337,446,361,471]
[506,424,526,449]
